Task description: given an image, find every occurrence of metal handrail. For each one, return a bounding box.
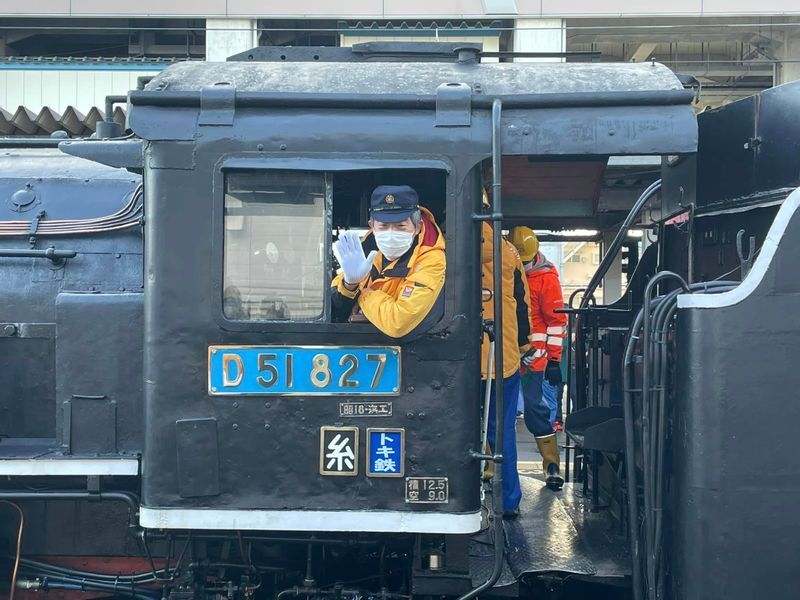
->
[0,246,76,264]
[457,97,505,600]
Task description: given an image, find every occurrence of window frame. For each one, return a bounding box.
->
[222,168,332,324]
[211,153,453,334]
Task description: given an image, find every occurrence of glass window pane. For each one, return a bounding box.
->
[223,170,326,321]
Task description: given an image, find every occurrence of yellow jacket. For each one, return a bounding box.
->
[331,207,446,338]
[480,222,533,379]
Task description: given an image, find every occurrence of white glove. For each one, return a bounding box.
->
[333,231,378,285]
[521,349,536,367]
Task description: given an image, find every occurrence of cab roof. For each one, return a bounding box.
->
[144,60,683,97]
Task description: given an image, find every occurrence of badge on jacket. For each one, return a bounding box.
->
[402,285,414,297]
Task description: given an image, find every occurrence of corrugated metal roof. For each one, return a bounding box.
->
[0,105,126,136]
[0,56,189,71]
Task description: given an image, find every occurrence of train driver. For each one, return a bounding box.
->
[330,185,446,338]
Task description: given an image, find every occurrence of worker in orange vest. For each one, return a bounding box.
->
[510,226,566,491]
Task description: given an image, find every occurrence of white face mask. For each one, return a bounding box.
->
[374,230,415,261]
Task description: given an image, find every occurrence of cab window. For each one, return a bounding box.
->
[222,167,447,325]
[223,170,327,321]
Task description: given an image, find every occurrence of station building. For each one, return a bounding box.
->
[0,3,798,119]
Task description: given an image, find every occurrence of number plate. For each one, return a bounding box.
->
[208,346,401,396]
[405,477,449,504]
[339,401,393,417]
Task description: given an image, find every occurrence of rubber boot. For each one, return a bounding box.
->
[535,433,564,491]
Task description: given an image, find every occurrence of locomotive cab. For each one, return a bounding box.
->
[114,52,695,542]
[129,104,482,533]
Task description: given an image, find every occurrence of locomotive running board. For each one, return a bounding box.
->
[503,477,630,580]
[139,506,482,534]
[0,458,139,476]
[466,476,630,595]
[0,440,139,476]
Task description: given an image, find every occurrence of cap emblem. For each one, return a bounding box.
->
[385,194,395,204]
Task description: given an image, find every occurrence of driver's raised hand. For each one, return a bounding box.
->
[333,230,378,285]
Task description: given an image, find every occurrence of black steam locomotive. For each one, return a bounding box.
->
[1,42,799,600]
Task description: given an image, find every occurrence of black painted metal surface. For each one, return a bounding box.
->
[228,42,484,63]
[754,82,800,194]
[673,189,800,599]
[0,148,141,445]
[665,80,800,214]
[0,148,143,569]
[138,135,484,514]
[696,95,758,207]
[55,292,144,454]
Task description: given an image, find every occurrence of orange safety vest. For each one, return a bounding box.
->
[523,252,567,372]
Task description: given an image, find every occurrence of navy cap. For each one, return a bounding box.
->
[369,185,419,223]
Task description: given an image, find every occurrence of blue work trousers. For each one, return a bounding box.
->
[521,370,556,437]
[542,379,559,425]
[484,371,522,513]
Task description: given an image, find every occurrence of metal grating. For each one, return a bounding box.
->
[0,105,126,136]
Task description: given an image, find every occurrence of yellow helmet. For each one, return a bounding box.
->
[509,226,539,263]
